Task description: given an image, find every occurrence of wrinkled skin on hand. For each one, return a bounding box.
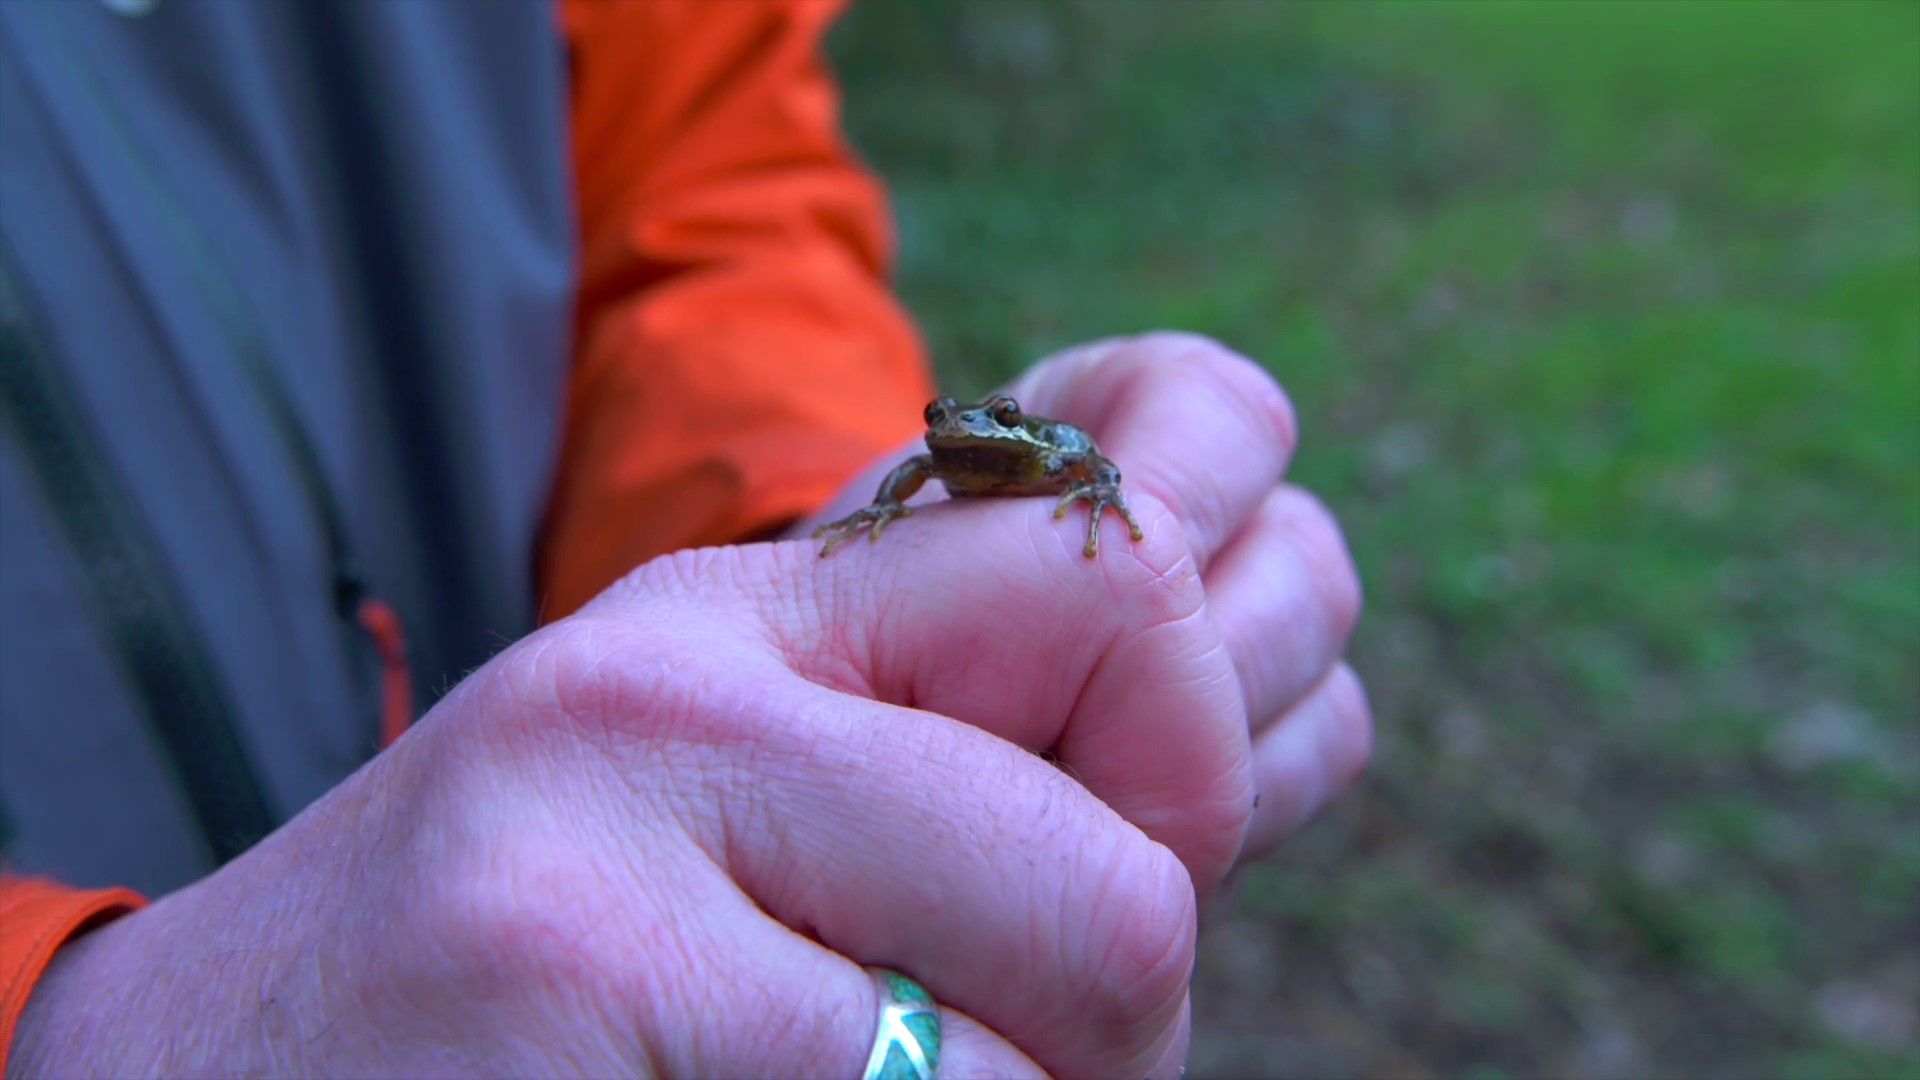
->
[12,333,1369,1079]
[803,332,1372,862]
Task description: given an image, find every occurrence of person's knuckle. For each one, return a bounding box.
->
[1090,838,1198,1040]
[1111,493,1207,627]
[422,831,623,998]
[1205,350,1297,463]
[483,615,759,764]
[1280,486,1364,639]
[1323,663,1376,783]
[1125,328,1229,358]
[1129,332,1295,450]
[505,620,656,729]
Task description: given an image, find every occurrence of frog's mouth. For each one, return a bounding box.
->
[929,432,1036,457]
[927,432,1020,447]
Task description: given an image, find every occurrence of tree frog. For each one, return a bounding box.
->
[812,394,1145,558]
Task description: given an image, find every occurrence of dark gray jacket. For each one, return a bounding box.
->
[1,0,575,895]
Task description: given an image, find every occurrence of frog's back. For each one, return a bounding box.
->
[1042,421,1094,455]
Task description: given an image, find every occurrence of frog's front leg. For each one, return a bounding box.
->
[1052,457,1145,558]
[811,455,935,557]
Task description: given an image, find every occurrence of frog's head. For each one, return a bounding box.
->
[922,394,1046,450]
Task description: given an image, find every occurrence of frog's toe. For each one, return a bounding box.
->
[868,505,911,541]
[1097,491,1145,543]
[813,515,868,556]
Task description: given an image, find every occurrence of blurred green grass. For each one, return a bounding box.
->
[830,2,1919,1077]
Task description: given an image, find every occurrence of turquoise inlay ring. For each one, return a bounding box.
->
[861,966,942,1080]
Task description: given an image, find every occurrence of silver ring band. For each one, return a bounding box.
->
[861,966,941,1080]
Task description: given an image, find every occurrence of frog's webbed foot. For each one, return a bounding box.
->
[811,502,914,557]
[1053,484,1144,558]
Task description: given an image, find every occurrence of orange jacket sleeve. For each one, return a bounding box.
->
[0,876,145,1072]
[541,0,936,619]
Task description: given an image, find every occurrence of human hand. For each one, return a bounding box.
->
[11,465,1253,1077]
[803,331,1372,866]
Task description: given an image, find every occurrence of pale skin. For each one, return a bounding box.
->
[9,333,1370,1079]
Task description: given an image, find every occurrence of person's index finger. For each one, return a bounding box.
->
[756,483,1253,898]
[1016,332,1300,572]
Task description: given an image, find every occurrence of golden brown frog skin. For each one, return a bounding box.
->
[813,394,1145,558]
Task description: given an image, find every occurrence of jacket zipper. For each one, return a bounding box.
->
[0,251,275,864]
[4,20,414,866]
[35,17,413,757]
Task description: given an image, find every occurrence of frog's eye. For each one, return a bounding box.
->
[923,400,942,426]
[990,397,1022,427]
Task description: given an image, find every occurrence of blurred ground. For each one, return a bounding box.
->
[829,3,1920,1077]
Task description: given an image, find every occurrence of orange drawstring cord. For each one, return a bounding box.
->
[354,596,413,749]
